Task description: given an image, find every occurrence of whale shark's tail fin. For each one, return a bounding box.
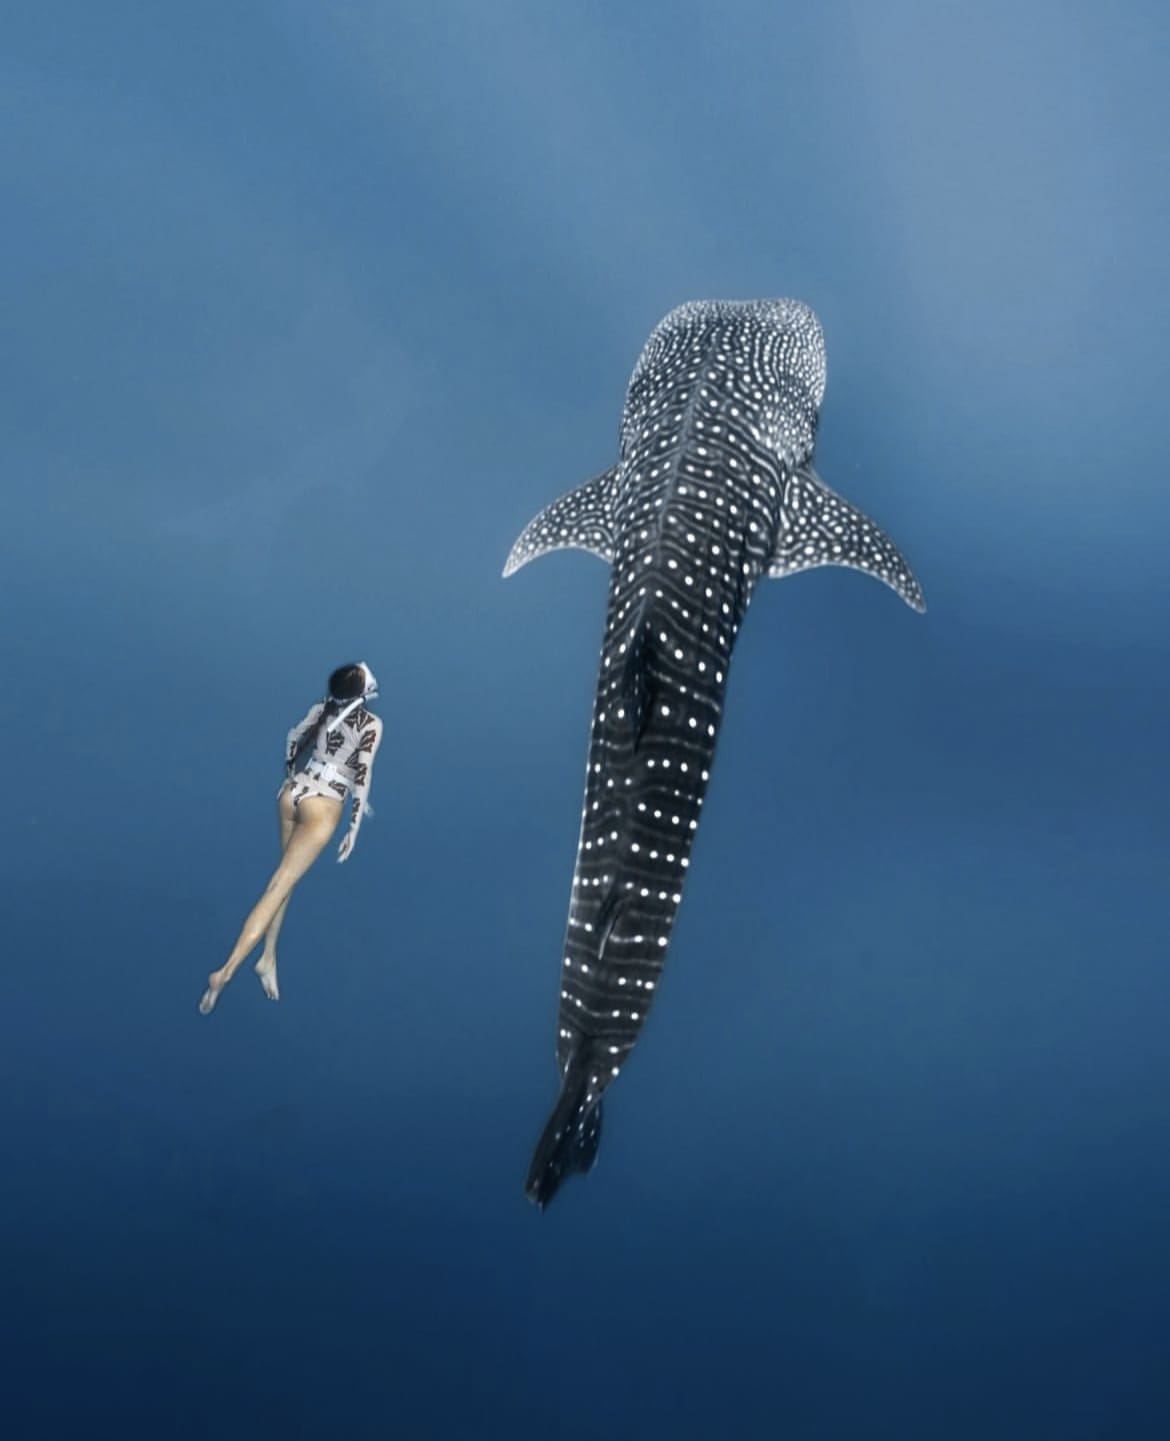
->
[525,1059,604,1209]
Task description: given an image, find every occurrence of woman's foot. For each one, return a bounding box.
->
[198,970,226,1015]
[254,954,280,1001]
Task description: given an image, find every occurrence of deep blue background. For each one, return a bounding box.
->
[4,3,1168,1437]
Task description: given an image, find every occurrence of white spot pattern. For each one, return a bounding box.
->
[508,298,925,1201]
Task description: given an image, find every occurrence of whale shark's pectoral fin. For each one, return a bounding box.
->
[502,467,618,578]
[768,465,927,612]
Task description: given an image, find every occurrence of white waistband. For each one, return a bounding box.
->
[304,759,351,790]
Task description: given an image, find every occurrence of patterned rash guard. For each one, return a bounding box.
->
[283,702,383,854]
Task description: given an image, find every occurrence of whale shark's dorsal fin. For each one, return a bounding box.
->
[768,465,927,612]
[616,619,654,746]
[502,467,619,577]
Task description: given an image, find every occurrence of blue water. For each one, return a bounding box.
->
[4,3,1168,1436]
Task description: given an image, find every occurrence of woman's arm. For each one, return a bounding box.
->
[285,702,325,775]
[338,714,384,862]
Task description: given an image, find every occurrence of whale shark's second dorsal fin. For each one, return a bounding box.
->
[503,467,618,577]
[768,465,926,612]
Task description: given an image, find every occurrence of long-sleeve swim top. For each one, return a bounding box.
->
[285,701,383,821]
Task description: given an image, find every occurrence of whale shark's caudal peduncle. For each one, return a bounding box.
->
[504,298,925,1207]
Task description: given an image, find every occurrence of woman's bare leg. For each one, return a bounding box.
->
[199,795,341,1014]
[255,787,297,1000]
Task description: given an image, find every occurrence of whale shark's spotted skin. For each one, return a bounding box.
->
[505,299,924,1206]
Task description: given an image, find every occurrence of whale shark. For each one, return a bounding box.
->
[504,298,925,1207]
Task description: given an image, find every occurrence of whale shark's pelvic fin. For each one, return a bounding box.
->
[768,465,926,612]
[502,466,618,577]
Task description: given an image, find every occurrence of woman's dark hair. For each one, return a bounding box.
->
[328,664,366,702]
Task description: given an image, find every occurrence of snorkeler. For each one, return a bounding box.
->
[199,662,383,1015]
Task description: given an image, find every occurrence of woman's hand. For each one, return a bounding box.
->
[337,829,356,864]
